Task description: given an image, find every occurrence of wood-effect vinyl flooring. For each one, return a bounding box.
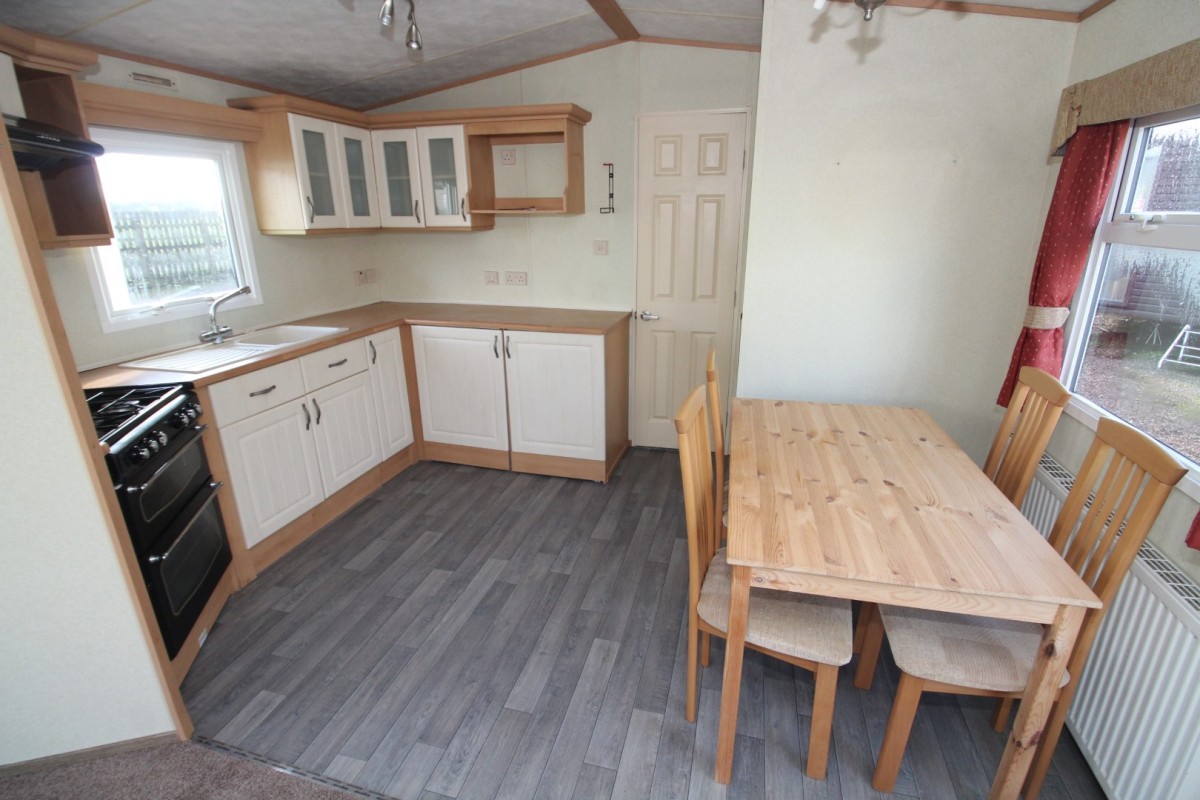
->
[182,449,1107,800]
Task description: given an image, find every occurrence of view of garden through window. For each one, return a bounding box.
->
[94,147,242,313]
[1073,115,1200,465]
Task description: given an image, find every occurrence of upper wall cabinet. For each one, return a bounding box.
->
[372,125,478,229]
[288,114,379,230]
[0,28,113,248]
[228,95,590,235]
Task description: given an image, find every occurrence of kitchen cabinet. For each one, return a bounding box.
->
[364,327,415,458]
[411,325,510,454]
[288,114,379,230]
[211,337,382,548]
[411,323,627,481]
[416,125,475,228]
[372,129,422,229]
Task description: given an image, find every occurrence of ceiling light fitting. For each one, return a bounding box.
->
[405,0,422,50]
[379,0,394,26]
[854,0,886,20]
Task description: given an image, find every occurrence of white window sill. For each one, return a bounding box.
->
[1063,396,1200,504]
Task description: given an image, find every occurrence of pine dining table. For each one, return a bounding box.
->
[717,398,1101,799]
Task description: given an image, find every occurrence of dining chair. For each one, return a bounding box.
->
[675,385,853,779]
[705,348,726,542]
[854,416,1186,798]
[984,365,1072,507]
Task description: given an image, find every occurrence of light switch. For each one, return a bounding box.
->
[485,270,499,285]
[593,240,609,256]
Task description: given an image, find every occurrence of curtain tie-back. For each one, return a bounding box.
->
[1023,305,1070,330]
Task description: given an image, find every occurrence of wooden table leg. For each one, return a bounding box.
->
[988,604,1085,800]
[715,564,751,784]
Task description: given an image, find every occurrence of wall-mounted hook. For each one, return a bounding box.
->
[601,162,614,214]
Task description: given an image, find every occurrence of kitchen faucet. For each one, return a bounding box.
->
[199,285,251,344]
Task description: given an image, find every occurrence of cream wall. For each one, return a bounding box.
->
[1039,0,1200,580]
[0,151,175,765]
[45,55,383,370]
[370,42,759,311]
[737,0,1077,462]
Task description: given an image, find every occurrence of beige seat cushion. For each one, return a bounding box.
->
[880,605,1070,693]
[697,549,853,666]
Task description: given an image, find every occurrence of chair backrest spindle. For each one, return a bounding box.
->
[675,385,718,612]
[984,366,1071,507]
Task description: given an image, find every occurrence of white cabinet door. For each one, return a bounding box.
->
[372,129,424,229]
[366,327,414,457]
[411,325,508,450]
[309,371,382,496]
[219,398,324,548]
[336,124,380,228]
[417,125,473,228]
[505,330,606,461]
[288,114,344,230]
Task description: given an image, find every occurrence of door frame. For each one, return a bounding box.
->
[630,107,754,450]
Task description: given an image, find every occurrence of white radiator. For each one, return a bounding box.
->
[1020,457,1200,800]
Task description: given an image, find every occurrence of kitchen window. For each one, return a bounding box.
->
[86,127,260,331]
[1063,106,1200,473]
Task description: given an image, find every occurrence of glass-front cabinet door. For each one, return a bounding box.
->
[371,129,423,229]
[287,114,344,230]
[337,125,380,228]
[417,125,473,228]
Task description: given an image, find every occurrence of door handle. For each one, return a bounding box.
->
[369,340,377,364]
[639,310,660,321]
[493,334,500,358]
[312,398,322,426]
[302,401,312,431]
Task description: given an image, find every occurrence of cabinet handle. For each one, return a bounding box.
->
[328,358,348,368]
[248,384,276,398]
[312,398,322,425]
[369,340,377,364]
[493,334,499,358]
[414,199,421,225]
[460,198,467,222]
[306,196,315,224]
[504,335,512,359]
[302,401,312,431]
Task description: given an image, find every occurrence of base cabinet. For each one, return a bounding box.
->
[366,327,415,458]
[212,339,385,549]
[411,324,627,481]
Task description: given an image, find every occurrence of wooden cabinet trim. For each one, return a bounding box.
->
[77,81,263,142]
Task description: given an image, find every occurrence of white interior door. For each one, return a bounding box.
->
[633,110,748,448]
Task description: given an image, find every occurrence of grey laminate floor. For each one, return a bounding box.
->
[182,449,1106,800]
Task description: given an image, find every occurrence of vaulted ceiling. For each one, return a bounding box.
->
[0,0,1105,110]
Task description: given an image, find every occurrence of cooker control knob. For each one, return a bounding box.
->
[188,403,202,420]
[172,411,191,429]
[130,446,151,464]
[154,430,168,447]
[143,437,160,455]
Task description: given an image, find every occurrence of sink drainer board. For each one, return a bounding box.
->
[123,343,276,373]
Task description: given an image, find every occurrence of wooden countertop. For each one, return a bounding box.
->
[80,302,631,389]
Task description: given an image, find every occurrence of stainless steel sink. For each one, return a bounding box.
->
[121,325,347,373]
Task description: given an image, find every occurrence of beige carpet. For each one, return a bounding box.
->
[0,741,361,800]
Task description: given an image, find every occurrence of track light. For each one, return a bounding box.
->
[379,0,394,26]
[405,0,422,50]
[854,0,886,20]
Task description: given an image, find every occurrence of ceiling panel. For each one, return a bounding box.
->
[0,0,139,38]
[625,10,763,46]
[311,13,615,108]
[622,0,764,16]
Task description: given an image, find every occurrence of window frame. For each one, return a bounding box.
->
[1061,105,1200,502]
[85,126,261,333]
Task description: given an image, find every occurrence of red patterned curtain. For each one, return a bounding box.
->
[997,120,1131,406]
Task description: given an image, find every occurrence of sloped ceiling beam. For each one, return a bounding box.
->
[587,0,640,40]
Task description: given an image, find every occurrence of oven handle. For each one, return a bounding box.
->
[125,424,208,496]
[147,481,222,564]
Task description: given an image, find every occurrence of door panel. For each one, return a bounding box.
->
[287,114,343,230]
[372,129,424,228]
[633,111,747,448]
[505,331,604,461]
[366,328,414,458]
[310,372,382,495]
[411,325,508,450]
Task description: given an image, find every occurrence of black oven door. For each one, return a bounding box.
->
[119,423,212,554]
[143,481,231,659]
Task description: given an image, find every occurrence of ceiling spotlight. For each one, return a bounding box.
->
[405,0,422,50]
[379,0,394,26]
[854,0,886,20]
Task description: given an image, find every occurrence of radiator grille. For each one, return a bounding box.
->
[1021,455,1200,800]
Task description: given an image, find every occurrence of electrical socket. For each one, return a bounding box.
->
[504,270,528,286]
[484,270,499,285]
[592,240,609,256]
[499,148,517,166]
